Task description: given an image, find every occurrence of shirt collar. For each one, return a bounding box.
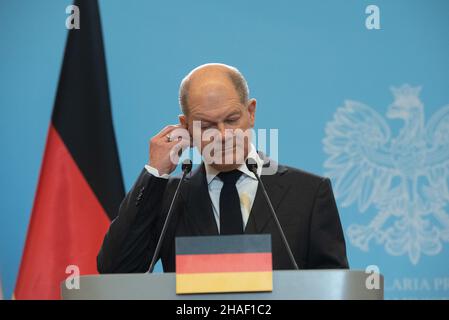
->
[204,144,263,185]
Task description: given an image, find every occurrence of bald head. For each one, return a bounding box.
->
[179,63,249,115]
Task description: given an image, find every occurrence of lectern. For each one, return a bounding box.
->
[61,270,383,300]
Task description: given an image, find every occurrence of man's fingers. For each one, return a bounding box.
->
[176,137,191,148]
[155,124,181,138]
[166,136,191,147]
[166,126,191,142]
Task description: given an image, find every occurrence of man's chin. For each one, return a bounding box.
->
[210,162,242,172]
[202,146,248,171]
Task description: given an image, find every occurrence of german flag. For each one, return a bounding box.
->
[14,0,124,299]
[176,234,273,294]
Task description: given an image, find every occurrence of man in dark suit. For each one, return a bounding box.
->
[97,63,348,273]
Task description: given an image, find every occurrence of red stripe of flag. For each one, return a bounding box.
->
[14,126,111,299]
[176,253,272,274]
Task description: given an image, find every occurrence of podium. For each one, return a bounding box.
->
[61,270,383,300]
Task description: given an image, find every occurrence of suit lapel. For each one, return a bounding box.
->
[182,156,289,236]
[183,163,219,236]
[245,157,289,234]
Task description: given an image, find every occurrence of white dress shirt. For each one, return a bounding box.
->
[144,144,263,233]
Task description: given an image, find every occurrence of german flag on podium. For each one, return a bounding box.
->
[176,234,273,294]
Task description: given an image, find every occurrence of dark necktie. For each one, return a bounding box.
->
[218,170,243,235]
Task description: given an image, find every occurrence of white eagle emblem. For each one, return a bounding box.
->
[323,85,449,264]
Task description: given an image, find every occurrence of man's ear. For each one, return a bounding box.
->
[247,98,256,128]
[179,114,193,147]
[179,114,188,130]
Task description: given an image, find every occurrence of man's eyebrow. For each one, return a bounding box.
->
[193,108,241,123]
[191,115,213,123]
[226,111,241,118]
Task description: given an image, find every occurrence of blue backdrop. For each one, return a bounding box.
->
[1,0,448,299]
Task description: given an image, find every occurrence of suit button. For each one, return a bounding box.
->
[137,191,143,200]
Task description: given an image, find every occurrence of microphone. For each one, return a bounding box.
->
[147,159,193,273]
[245,158,299,270]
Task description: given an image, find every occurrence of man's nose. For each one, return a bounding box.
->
[215,123,234,144]
[217,123,226,137]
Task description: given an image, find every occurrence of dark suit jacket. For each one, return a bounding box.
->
[97,157,349,273]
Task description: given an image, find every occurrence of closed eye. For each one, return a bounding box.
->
[226,117,240,123]
[200,121,214,129]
